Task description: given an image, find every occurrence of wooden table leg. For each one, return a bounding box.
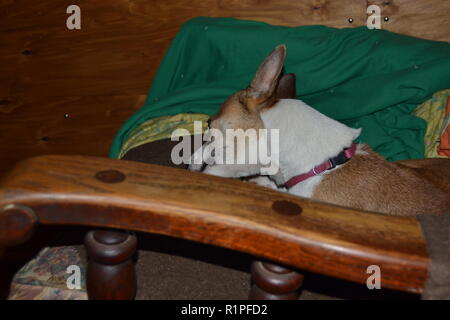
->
[249,260,304,300]
[84,229,137,300]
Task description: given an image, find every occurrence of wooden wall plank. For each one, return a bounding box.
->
[0,95,146,176]
[0,29,172,97]
[367,0,450,43]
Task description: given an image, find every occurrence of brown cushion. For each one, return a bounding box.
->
[121,136,199,169]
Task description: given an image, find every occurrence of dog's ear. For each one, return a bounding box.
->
[275,73,296,99]
[245,45,286,106]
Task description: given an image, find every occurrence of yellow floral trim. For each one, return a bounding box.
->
[118,113,209,159]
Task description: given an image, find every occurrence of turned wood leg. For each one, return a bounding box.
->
[84,230,137,300]
[249,261,304,300]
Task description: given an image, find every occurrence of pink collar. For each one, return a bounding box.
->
[284,143,357,189]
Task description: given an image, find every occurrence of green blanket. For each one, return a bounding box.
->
[110,17,450,161]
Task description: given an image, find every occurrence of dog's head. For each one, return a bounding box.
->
[190,45,292,177]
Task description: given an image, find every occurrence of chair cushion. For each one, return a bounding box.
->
[8,246,87,300]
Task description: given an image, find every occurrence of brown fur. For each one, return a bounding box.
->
[395,159,450,195]
[275,73,296,100]
[211,91,267,132]
[312,145,450,216]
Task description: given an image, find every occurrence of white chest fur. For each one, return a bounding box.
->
[260,99,361,195]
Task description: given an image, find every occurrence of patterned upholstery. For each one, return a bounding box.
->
[8,246,87,300]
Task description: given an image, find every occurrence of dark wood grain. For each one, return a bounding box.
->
[0,155,429,293]
[0,95,146,177]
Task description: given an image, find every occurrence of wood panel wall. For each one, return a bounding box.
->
[0,0,449,176]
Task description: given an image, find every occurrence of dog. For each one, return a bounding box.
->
[190,45,450,216]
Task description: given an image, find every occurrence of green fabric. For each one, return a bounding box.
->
[110,17,450,161]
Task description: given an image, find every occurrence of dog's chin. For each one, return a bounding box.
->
[202,164,261,179]
[188,163,204,172]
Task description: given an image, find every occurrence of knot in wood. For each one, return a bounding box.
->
[95,170,126,183]
[272,200,302,216]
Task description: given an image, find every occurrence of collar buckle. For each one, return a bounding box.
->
[327,158,337,171]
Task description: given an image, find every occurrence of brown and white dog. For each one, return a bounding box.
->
[190,45,450,216]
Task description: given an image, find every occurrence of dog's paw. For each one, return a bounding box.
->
[246,176,281,190]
